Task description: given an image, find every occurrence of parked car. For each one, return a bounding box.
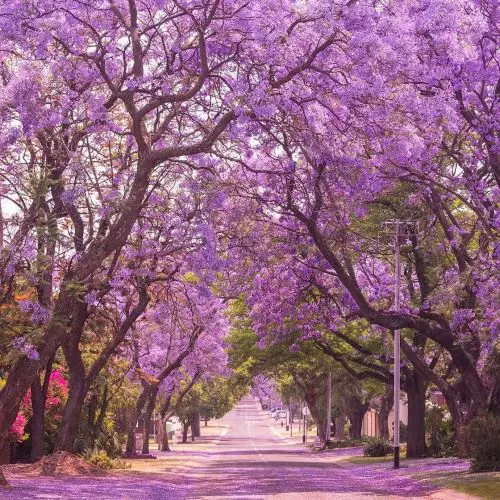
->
[270,407,284,417]
[274,410,288,421]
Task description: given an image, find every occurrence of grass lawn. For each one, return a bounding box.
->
[123,456,187,473]
[341,454,499,499]
[344,455,396,465]
[446,473,500,499]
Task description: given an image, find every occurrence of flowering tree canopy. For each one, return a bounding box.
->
[0,0,498,463]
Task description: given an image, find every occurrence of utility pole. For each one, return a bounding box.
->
[302,405,309,444]
[0,198,3,250]
[302,413,306,443]
[325,372,332,445]
[382,219,418,469]
[393,220,401,469]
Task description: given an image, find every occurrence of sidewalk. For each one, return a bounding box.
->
[269,417,320,446]
[123,420,229,475]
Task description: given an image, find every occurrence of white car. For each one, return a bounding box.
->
[270,407,284,416]
[274,410,288,421]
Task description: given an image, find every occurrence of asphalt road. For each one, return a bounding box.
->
[2,395,471,499]
[180,395,441,499]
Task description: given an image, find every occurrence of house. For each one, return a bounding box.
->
[361,400,408,439]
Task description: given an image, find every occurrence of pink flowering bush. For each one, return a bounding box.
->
[9,413,28,442]
[10,370,69,449]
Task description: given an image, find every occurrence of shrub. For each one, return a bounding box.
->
[83,449,114,469]
[363,437,393,457]
[325,438,364,449]
[425,402,456,457]
[82,449,130,470]
[466,414,500,473]
[399,423,408,443]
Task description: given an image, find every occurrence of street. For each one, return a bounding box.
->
[178,395,441,499]
[1,396,472,499]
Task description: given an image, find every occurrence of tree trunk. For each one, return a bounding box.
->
[378,385,393,440]
[348,398,369,440]
[161,428,171,452]
[0,322,67,458]
[348,410,364,440]
[304,391,326,442]
[405,372,427,458]
[0,439,10,466]
[182,422,189,443]
[55,373,86,453]
[142,388,158,455]
[204,417,208,427]
[192,413,201,437]
[126,385,150,454]
[30,376,46,462]
[55,301,89,453]
[190,419,195,442]
[438,386,469,457]
[87,384,109,449]
[158,417,171,452]
[126,430,136,455]
[335,413,346,440]
[0,467,7,487]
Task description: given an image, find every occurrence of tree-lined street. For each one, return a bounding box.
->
[2,395,476,499]
[0,0,498,496]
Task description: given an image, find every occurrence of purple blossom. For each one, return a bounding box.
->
[12,338,39,360]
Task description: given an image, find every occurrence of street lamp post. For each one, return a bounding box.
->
[302,405,309,444]
[302,413,306,443]
[393,220,401,469]
[325,372,332,445]
[383,219,418,469]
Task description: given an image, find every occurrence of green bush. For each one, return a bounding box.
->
[399,423,408,443]
[426,403,456,457]
[325,438,364,449]
[82,449,130,470]
[363,437,393,457]
[466,414,500,472]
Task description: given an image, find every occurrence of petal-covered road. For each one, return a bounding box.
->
[1,396,471,499]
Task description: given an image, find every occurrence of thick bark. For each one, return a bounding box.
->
[192,413,201,437]
[0,467,7,487]
[88,384,109,448]
[55,377,86,453]
[405,372,427,458]
[378,385,393,440]
[0,199,3,251]
[160,425,170,452]
[126,430,136,455]
[55,305,88,453]
[347,396,369,440]
[0,438,10,466]
[191,420,195,442]
[157,415,171,452]
[0,291,73,458]
[305,390,326,442]
[182,422,189,443]
[335,413,346,440]
[30,377,45,462]
[348,407,367,440]
[142,387,158,454]
[126,385,150,454]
